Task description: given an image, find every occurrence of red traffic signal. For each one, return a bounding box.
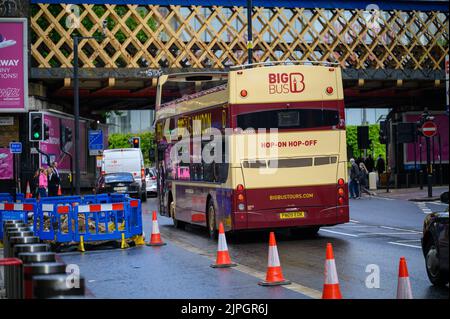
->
[132,137,140,148]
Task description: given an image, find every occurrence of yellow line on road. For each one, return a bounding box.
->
[165,235,322,299]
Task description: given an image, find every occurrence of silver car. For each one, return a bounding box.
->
[145,167,157,197]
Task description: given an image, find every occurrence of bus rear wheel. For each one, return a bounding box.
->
[207,201,218,240]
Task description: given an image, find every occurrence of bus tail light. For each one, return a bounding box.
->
[337,179,346,206]
[235,184,246,211]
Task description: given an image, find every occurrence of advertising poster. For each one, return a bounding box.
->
[39,113,87,173]
[403,113,449,165]
[0,18,28,112]
[0,147,13,179]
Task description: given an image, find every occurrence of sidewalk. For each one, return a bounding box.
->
[372,185,448,202]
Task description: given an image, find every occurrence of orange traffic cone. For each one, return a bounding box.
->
[211,222,236,268]
[397,257,413,299]
[259,232,291,286]
[57,185,62,196]
[146,211,166,246]
[322,243,342,299]
[25,181,32,198]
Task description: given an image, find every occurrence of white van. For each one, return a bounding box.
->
[101,148,147,201]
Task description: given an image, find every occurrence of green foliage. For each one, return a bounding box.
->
[31,4,158,49]
[346,124,386,160]
[108,132,156,166]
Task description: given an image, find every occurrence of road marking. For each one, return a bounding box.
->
[338,225,373,228]
[374,196,395,201]
[388,242,421,249]
[319,229,359,237]
[163,233,322,299]
[349,219,360,223]
[395,239,421,243]
[360,232,420,236]
[379,226,421,233]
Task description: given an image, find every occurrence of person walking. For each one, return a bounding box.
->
[365,154,375,172]
[48,161,61,196]
[349,158,360,199]
[32,169,40,198]
[358,162,373,197]
[375,155,386,180]
[38,168,48,199]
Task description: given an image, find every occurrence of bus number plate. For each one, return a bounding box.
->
[280,211,305,219]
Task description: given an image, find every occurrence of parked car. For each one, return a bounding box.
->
[95,172,141,198]
[421,191,449,287]
[101,148,147,202]
[145,167,157,197]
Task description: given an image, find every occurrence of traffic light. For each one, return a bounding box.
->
[132,137,140,148]
[379,120,389,144]
[43,123,50,140]
[29,112,44,141]
[60,125,73,146]
[65,127,72,143]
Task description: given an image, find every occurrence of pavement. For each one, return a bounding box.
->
[373,185,448,202]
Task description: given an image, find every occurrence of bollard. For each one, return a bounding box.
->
[0,258,24,299]
[6,236,39,298]
[3,224,29,257]
[18,252,56,264]
[23,262,66,299]
[8,236,39,258]
[5,230,34,258]
[32,274,85,299]
[14,244,49,258]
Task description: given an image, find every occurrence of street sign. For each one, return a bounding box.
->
[9,142,22,154]
[421,121,437,137]
[88,130,103,156]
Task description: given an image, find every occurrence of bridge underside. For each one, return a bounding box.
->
[29,2,449,114]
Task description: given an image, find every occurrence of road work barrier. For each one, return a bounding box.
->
[0,194,144,250]
[0,203,36,239]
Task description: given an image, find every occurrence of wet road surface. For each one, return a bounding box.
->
[59,195,448,299]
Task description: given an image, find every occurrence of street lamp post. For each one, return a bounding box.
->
[247,0,253,65]
[72,29,105,194]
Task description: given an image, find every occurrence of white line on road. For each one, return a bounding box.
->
[319,229,359,237]
[379,226,422,233]
[388,242,421,249]
[360,232,421,236]
[349,219,360,223]
[394,239,421,243]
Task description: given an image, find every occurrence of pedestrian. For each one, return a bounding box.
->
[358,162,373,197]
[32,169,40,198]
[48,161,61,196]
[375,154,386,180]
[349,158,360,199]
[38,168,48,199]
[365,154,375,172]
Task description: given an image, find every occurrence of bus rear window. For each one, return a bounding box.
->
[237,109,339,130]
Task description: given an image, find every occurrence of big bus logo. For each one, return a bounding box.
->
[268,73,305,94]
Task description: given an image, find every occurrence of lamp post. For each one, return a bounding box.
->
[247,0,253,65]
[72,25,106,194]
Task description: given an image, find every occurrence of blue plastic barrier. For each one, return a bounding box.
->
[1,194,143,245]
[0,193,13,203]
[0,202,35,237]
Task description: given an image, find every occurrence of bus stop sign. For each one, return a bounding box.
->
[421,121,437,137]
